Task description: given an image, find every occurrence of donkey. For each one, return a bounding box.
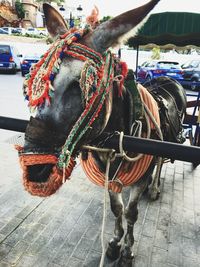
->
[17,1,187,266]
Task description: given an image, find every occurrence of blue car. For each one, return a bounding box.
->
[137,60,184,83]
[0,44,22,74]
[21,54,40,76]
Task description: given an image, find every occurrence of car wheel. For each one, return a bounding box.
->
[146,75,151,82]
[11,68,16,74]
[190,79,197,91]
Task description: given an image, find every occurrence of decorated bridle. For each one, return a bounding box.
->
[18,27,128,196]
[23,28,115,168]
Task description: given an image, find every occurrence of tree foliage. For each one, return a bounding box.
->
[151,47,160,60]
[15,0,25,20]
[100,16,112,23]
[35,0,65,5]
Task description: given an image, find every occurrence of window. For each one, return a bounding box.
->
[0,45,10,54]
[25,11,29,19]
[157,61,180,69]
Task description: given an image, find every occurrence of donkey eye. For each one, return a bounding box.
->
[70,79,79,87]
[68,81,80,90]
[62,80,81,105]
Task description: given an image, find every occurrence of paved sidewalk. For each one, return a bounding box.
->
[0,139,200,267]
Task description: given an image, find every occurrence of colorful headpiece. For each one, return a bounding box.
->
[23,28,115,169]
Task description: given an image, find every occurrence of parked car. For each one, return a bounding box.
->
[137,60,183,83]
[25,27,48,37]
[26,27,40,36]
[0,28,9,34]
[181,60,200,91]
[1,27,14,35]
[0,44,22,74]
[37,28,48,36]
[20,54,40,76]
[12,27,26,35]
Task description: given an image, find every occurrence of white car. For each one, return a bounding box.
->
[26,28,48,36]
[37,28,48,36]
[26,27,40,36]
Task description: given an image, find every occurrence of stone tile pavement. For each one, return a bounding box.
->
[0,139,200,267]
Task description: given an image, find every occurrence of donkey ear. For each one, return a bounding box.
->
[43,3,68,38]
[81,0,160,53]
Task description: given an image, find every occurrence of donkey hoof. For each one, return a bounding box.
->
[106,243,121,261]
[148,187,160,201]
[117,253,134,267]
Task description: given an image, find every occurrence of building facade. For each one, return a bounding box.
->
[0,0,44,28]
[21,0,38,28]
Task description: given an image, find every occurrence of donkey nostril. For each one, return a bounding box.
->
[28,164,54,182]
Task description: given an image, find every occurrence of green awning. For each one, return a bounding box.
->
[128,12,200,47]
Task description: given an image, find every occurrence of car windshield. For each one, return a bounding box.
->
[0,45,10,54]
[157,61,180,69]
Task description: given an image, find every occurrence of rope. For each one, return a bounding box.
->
[99,151,113,267]
[143,102,163,140]
[117,106,152,163]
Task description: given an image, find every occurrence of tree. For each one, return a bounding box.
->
[100,16,112,23]
[35,0,65,5]
[15,0,25,20]
[151,47,160,60]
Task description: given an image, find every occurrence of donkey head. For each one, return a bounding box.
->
[19,0,160,196]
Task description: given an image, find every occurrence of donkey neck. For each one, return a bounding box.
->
[102,84,131,135]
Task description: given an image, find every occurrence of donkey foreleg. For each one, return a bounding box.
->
[148,157,163,200]
[106,191,124,261]
[118,178,148,267]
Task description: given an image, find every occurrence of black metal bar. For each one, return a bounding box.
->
[0,116,200,164]
[135,45,139,79]
[0,116,28,132]
[104,134,200,164]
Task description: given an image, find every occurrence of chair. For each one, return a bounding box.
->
[183,91,200,146]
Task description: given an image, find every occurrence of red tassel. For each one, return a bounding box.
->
[120,61,128,78]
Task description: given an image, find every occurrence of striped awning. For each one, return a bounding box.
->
[128,12,200,47]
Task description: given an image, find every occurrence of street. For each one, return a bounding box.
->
[0,38,49,141]
[0,72,30,142]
